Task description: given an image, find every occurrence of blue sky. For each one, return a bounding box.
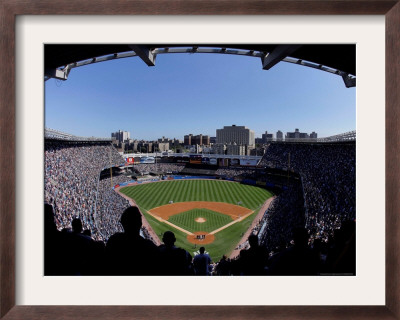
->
[45,51,355,141]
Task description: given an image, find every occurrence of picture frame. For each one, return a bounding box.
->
[1,1,399,319]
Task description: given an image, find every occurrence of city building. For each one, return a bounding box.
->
[212,144,226,155]
[137,141,153,153]
[202,146,212,153]
[184,134,193,146]
[285,128,317,140]
[158,136,169,143]
[195,134,210,146]
[250,147,265,156]
[171,138,182,146]
[245,145,255,156]
[262,131,273,143]
[132,141,139,152]
[156,142,170,152]
[184,133,210,146]
[276,130,283,141]
[310,131,318,139]
[286,128,301,139]
[226,143,245,156]
[216,125,255,147]
[111,130,130,143]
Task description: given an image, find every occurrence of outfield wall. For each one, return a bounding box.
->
[113,175,219,189]
[113,174,289,191]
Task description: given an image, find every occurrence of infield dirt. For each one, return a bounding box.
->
[149,201,252,220]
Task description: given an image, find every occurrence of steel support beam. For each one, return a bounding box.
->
[262,45,302,70]
[43,46,355,88]
[44,68,68,81]
[342,74,356,88]
[129,45,156,66]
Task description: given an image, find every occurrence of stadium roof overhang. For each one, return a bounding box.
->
[45,44,356,87]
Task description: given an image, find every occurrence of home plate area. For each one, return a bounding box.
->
[188,232,215,245]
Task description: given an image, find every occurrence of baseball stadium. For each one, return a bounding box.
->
[44,45,355,276]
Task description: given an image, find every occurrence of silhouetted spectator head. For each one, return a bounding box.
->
[313,238,322,250]
[83,229,91,237]
[199,247,205,254]
[162,231,176,246]
[248,234,259,247]
[120,206,142,234]
[292,227,309,247]
[72,218,83,234]
[341,220,355,241]
[333,228,345,246]
[44,203,57,233]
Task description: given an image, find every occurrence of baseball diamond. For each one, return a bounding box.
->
[120,179,273,261]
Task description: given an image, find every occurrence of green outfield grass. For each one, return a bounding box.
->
[120,179,273,261]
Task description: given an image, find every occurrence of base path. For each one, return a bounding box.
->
[146,211,194,236]
[209,210,254,235]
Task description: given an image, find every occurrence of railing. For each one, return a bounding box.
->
[45,128,112,142]
[271,130,356,143]
[316,130,356,142]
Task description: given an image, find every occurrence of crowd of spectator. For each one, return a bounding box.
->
[227,179,305,261]
[45,141,187,243]
[210,218,355,276]
[259,142,355,242]
[258,182,306,254]
[216,168,256,178]
[95,175,131,241]
[180,167,217,175]
[45,141,138,242]
[133,163,185,175]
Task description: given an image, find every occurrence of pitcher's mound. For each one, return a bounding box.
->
[195,217,206,223]
[187,232,215,244]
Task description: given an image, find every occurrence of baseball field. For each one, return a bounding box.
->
[119,179,273,261]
